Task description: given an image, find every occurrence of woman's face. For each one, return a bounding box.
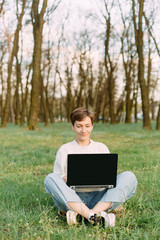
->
[72,116,93,145]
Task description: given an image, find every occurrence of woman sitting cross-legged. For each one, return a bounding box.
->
[44,107,137,227]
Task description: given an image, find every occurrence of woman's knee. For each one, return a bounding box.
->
[118,171,137,185]
[126,171,137,181]
[121,171,137,186]
[44,173,57,187]
[44,173,61,195]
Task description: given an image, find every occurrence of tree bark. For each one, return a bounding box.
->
[15,57,21,125]
[121,33,134,124]
[133,82,138,123]
[156,104,160,130]
[144,11,160,129]
[40,74,49,126]
[0,0,5,14]
[48,80,56,123]
[123,57,133,123]
[65,66,73,122]
[104,16,116,124]
[76,55,86,108]
[28,0,47,130]
[0,46,5,122]
[1,0,26,127]
[94,63,105,122]
[21,63,32,126]
[132,0,152,129]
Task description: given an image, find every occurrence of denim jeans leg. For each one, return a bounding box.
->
[100,171,137,211]
[44,173,83,212]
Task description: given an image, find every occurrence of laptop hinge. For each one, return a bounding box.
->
[70,185,114,190]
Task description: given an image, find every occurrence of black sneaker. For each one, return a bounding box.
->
[89,212,115,228]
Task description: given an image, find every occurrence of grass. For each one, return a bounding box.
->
[0,122,160,240]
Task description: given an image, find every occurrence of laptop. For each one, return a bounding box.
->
[67,153,118,190]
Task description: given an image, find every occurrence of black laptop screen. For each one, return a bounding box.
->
[67,154,118,187]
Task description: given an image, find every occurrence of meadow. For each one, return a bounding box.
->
[0,122,160,240]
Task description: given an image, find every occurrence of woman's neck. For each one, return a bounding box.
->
[76,139,91,146]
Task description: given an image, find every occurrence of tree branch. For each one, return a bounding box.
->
[143,11,160,57]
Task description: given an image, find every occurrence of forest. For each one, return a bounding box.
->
[0,0,160,130]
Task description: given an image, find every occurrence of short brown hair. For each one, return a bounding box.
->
[70,107,95,126]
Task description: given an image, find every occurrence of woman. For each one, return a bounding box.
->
[44,107,137,227]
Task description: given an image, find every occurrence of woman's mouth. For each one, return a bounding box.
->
[80,133,87,136]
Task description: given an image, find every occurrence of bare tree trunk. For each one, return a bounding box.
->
[144,12,160,129]
[45,37,53,124]
[65,65,73,122]
[134,98,138,123]
[132,0,152,129]
[45,38,54,124]
[1,0,26,127]
[133,82,138,123]
[9,96,15,123]
[119,0,133,124]
[28,0,48,130]
[15,57,21,125]
[150,99,155,120]
[104,16,116,124]
[121,34,134,124]
[94,62,105,122]
[21,63,32,126]
[40,74,49,126]
[116,91,125,123]
[156,104,160,130]
[49,80,56,123]
[45,67,54,124]
[76,55,86,108]
[86,58,94,109]
[102,102,109,123]
[107,67,116,124]
[0,46,5,121]
[56,69,65,121]
[125,86,133,123]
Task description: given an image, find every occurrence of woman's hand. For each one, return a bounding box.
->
[63,175,67,183]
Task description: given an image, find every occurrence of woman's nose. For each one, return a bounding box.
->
[81,127,86,132]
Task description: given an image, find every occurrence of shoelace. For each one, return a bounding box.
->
[89,214,105,227]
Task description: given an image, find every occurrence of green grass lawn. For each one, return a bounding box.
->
[0,122,160,240]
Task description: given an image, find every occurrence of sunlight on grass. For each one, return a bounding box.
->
[0,122,160,239]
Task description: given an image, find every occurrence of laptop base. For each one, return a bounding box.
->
[70,185,114,190]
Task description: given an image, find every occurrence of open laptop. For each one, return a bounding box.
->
[67,153,118,190]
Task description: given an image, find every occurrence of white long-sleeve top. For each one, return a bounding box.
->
[53,139,110,192]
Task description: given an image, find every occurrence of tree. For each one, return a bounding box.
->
[0,0,5,15]
[102,0,118,124]
[28,0,48,130]
[143,11,160,130]
[94,62,106,122]
[86,57,94,109]
[64,64,73,121]
[0,40,7,122]
[1,0,27,127]
[14,56,21,125]
[21,63,32,126]
[121,34,134,124]
[132,0,152,129]
[40,72,49,126]
[76,53,87,108]
[118,0,137,124]
[156,104,160,130]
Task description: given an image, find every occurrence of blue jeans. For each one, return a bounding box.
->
[44,171,137,212]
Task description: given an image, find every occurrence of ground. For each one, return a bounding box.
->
[0,122,160,239]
